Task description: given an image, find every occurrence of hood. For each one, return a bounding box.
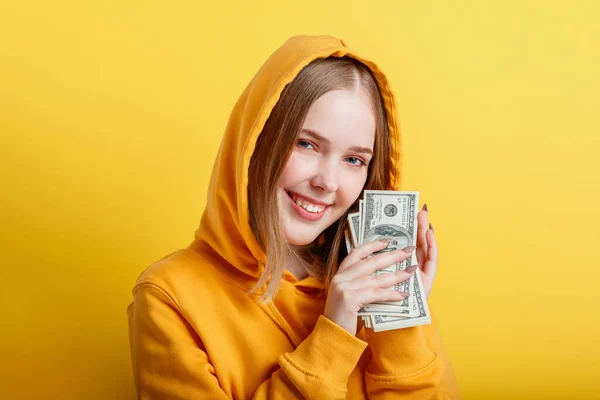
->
[186,34,403,289]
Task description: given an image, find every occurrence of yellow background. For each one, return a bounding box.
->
[1,1,599,399]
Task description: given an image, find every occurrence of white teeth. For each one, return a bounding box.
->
[290,193,325,213]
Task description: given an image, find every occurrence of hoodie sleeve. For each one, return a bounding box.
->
[127,283,368,399]
[363,319,462,399]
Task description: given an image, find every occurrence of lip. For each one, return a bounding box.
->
[286,190,331,221]
[286,191,332,206]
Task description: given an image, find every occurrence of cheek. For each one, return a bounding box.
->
[337,169,368,208]
[278,155,299,188]
[278,152,316,188]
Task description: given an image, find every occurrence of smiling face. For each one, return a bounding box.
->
[277,88,376,246]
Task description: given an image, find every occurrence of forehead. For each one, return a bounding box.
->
[301,89,375,148]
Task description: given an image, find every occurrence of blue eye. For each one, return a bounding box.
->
[297,140,315,149]
[346,156,365,166]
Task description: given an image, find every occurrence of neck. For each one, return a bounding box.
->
[285,249,311,281]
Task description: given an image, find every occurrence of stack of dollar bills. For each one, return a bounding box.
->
[344,190,431,332]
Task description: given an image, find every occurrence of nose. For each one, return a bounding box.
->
[310,161,338,193]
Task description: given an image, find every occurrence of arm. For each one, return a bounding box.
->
[363,310,461,399]
[363,325,445,400]
[361,205,461,399]
[127,283,368,399]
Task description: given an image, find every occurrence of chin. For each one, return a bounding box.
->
[284,229,321,246]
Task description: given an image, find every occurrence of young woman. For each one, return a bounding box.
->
[127,34,462,399]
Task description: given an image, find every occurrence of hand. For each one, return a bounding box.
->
[323,241,418,336]
[416,204,438,299]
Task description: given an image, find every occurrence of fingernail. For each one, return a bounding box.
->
[399,291,410,297]
[379,238,393,243]
[405,265,418,273]
[429,223,434,233]
[422,203,428,212]
[402,245,416,253]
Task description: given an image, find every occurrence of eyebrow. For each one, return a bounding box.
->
[300,128,374,155]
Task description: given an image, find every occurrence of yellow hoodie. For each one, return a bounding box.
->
[127,34,462,399]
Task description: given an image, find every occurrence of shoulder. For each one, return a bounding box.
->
[131,249,235,305]
[128,249,262,333]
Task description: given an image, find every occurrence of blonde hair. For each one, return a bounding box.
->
[248,56,392,303]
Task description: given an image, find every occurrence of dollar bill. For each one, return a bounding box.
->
[348,212,360,247]
[360,190,419,312]
[358,200,364,244]
[345,190,431,331]
[370,268,431,331]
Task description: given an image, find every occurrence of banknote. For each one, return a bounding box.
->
[344,190,431,331]
[360,190,419,312]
